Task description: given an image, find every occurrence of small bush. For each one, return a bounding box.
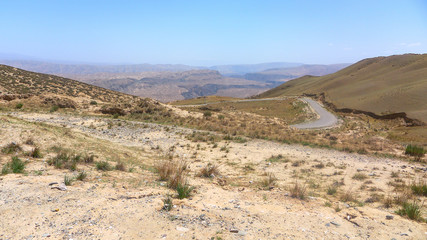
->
[113,113,119,119]
[83,154,95,163]
[29,147,43,158]
[90,100,98,105]
[115,161,126,171]
[48,151,81,170]
[1,164,11,175]
[313,163,325,169]
[64,175,73,186]
[176,184,194,199]
[396,201,423,221]
[290,181,307,200]
[340,189,357,202]
[266,154,288,163]
[327,185,338,195]
[352,173,368,181]
[50,105,59,112]
[25,138,35,145]
[10,156,25,173]
[203,111,212,118]
[155,160,188,189]
[405,145,426,159]
[1,142,22,154]
[391,171,399,178]
[410,180,427,196]
[15,103,23,109]
[260,173,277,190]
[197,163,219,178]
[96,161,112,171]
[76,171,87,181]
[162,195,173,211]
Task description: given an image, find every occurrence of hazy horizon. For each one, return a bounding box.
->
[1,0,426,66]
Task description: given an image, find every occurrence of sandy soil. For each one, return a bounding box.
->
[0,113,426,240]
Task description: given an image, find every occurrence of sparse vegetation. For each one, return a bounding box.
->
[176,184,194,199]
[115,161,127,171]
[29,147,43,158]
[155,160,188,189]
[260,173,277,189]
[2,156,26,174]
[64,175,73,186]
[266,154,289,163]
[410,180,427,196]
[96,161,112,171]
[15,103,23,109]
[405,145,426,161]
[162,195,173,211]
[327,185,338,195]
[290,181,307,200]
[76,171,87,181]
[352,173,368,181]
[197,163,219,178]
[396,201,424,221]
[1,142,22,154]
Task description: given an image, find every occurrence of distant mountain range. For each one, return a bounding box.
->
[0,58,349,102]
[0,59,305,75]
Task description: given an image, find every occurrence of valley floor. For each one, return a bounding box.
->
[0,113,426,239]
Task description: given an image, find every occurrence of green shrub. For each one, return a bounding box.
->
[396,201,423,221]
[203,111,212,118]
[50,105,59,112]
[96,161,112,171]
[90,100,98,105]
[11,156,25,173]
[162,195,173,211]
[410,180,427,196]
[64,175,73,186]
[176,184,194,199]
[47,151,81,170]
[405,145,426,160]
[15,103,23,109]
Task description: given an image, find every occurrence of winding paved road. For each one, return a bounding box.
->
[175,97,338,129]
[291,98,338,129]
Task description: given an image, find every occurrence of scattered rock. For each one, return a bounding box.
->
[386,215,394,220]
[230,229,239,233]
[176,226,189,232]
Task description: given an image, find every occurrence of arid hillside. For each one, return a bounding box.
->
[256,54,427,123]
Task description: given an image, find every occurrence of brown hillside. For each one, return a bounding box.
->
[256,54,427,122]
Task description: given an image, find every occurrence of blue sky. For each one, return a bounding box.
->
[0,0,426,65]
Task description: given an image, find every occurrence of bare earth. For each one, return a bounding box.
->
[0,113,426,240]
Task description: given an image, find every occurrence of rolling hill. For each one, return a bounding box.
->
[256,54,427,123]
[0,64,171,117]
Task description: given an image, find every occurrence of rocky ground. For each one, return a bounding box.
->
[0,113,426,239]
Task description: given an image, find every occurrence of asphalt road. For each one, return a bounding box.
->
[291,98,338,129]
[175,97,338,129]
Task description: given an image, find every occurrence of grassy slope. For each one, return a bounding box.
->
[256,54,427,122]
[0,64,141,103]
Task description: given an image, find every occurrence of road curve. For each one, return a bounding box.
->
[174,97,338,129]
[291,98,338,129]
